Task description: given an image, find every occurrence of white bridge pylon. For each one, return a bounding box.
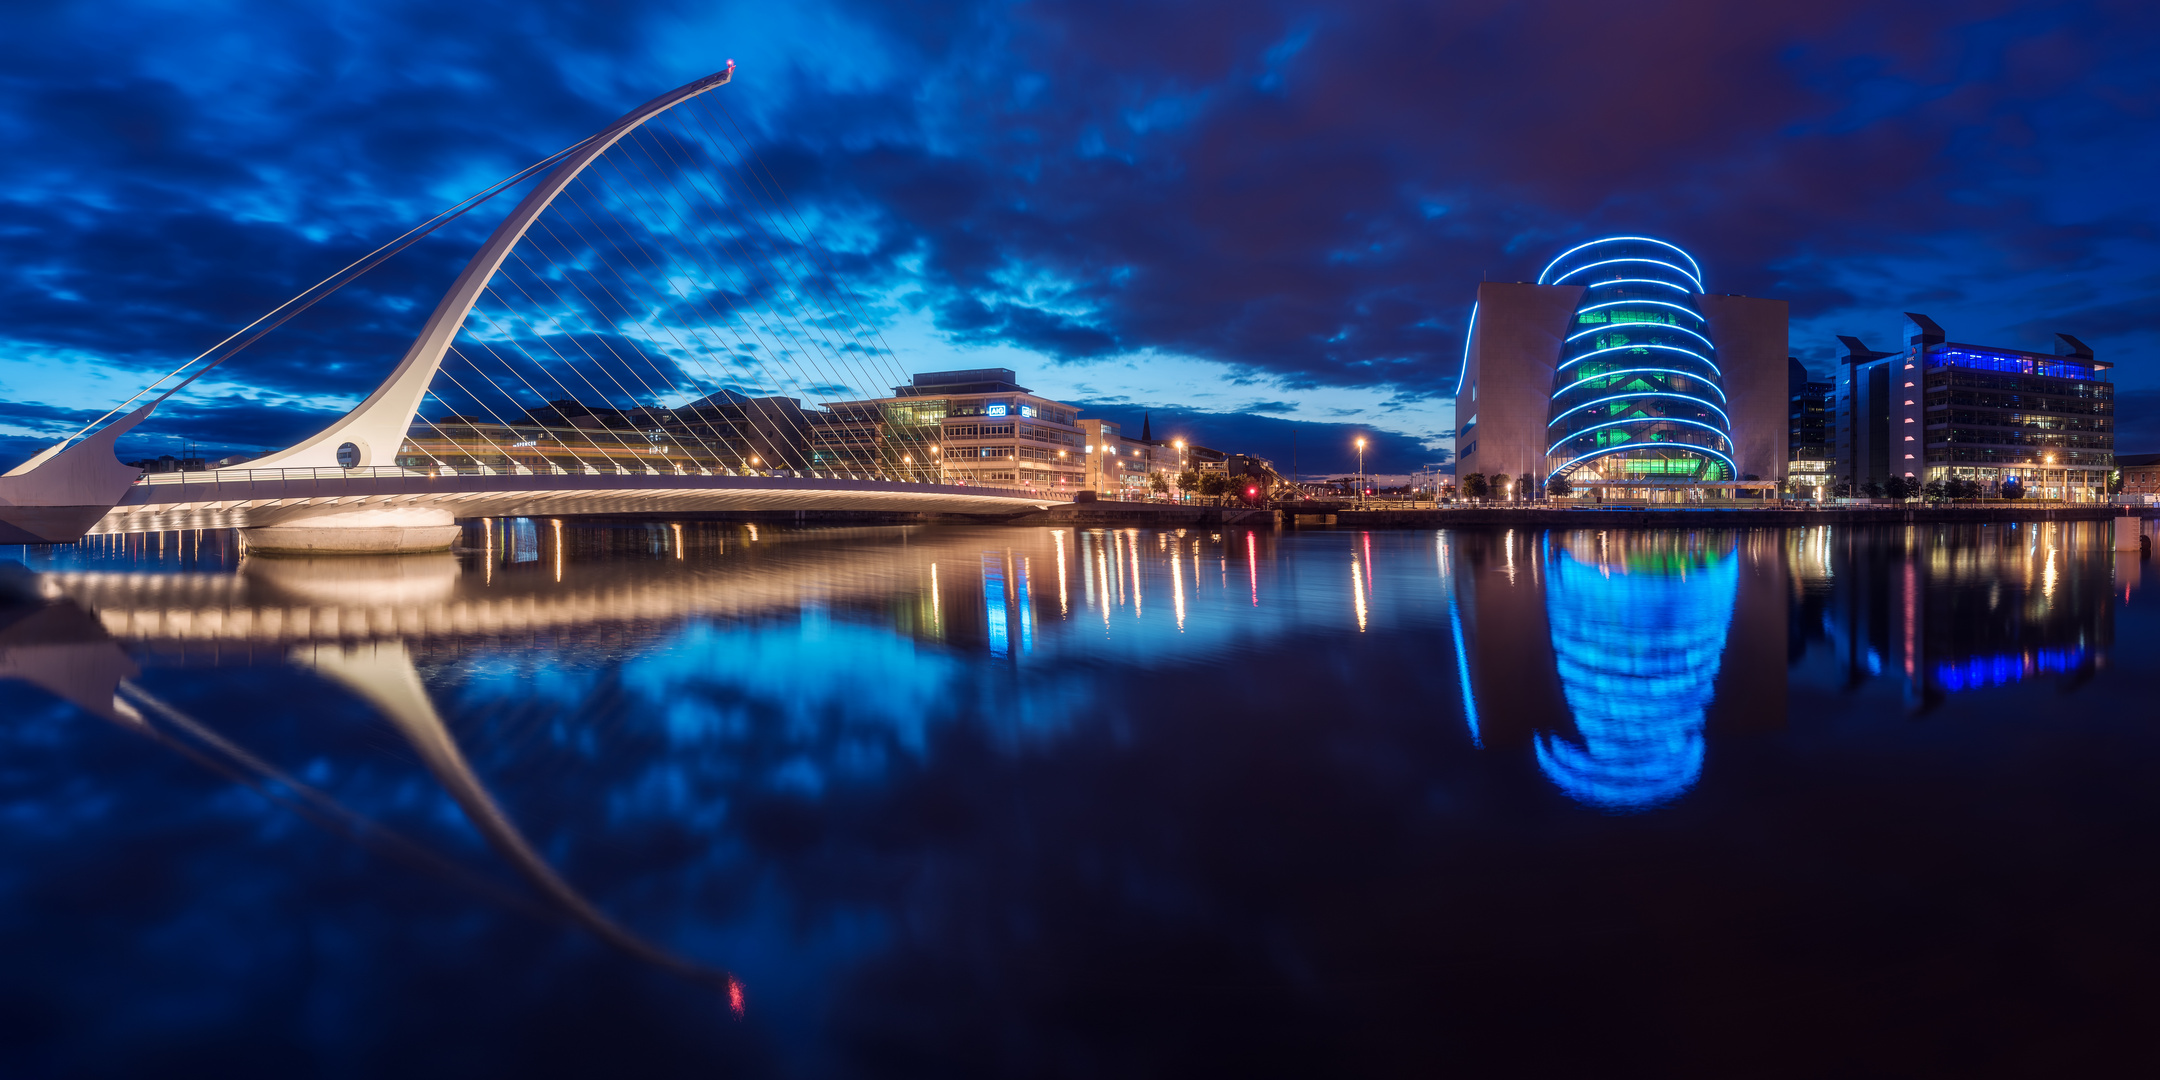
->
[248,67,742,472]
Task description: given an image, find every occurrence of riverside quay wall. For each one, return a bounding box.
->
[1327,505,2149,528]
[451,502,2150,530]
[1000,502,2151,529]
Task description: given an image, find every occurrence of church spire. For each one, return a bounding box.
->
[1140,412,1152,443]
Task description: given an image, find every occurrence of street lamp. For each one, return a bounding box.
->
[1355,437,1366,508]
[1173,439,1187,502]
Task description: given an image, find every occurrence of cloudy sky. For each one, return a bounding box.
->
[2,0,2156,477]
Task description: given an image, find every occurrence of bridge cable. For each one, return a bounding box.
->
[484,248,728,473]
[466,287,653,473]
[506,213,747,472]
[521,210,778,474]
[659,109,943,476]
[635,116,933,479]
[615,124,919,479]
[698,98,947,474]
[441,346,605,473]
[602,130,867,476]
[526,198,797,476]
[455,310,641,473]
[561,166,829,476]
[576,156,838,474]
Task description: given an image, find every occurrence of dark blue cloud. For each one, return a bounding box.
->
[1,0,2155,473]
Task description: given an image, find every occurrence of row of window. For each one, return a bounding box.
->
[944,402,1080,426]
[1930,373,2112,398]
[1020,426,1081,447]
[1576,310,1677,326]
[943,424,1015,439]
[1933,393,2111,415]
[1929,349,2102,382]
[1938,447,2113,466]
[1937,429,2113,449]
[1937,411,2111,433]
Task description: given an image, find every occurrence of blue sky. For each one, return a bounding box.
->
[2,0,2156,475]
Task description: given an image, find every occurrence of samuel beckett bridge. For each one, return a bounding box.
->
[0,64,1066,554]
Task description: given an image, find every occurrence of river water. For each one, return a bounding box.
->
[2,521,2155,1077]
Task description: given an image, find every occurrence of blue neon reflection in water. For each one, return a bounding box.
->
[1537,539,1739,810]
[985,552,1009,658]
[1934,647,2086,692]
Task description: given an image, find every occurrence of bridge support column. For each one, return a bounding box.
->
[2117,515,2145,551]
[243,507,461,555]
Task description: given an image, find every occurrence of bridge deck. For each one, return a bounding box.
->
[92,469,1065,534]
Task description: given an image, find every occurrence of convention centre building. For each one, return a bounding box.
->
[1453,237,1789,500]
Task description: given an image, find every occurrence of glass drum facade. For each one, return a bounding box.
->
[1540,237,1734,486]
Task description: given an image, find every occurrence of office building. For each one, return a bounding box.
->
[823,369,1086,490]
[1454,236,1789,498]
[1789,358,1832,495]
[1834,314,2113,499]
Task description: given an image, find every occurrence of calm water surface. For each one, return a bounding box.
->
[2,522,2156,1077]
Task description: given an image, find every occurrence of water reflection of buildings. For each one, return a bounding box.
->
[1540,534,1738,808]
[1450,529,1786,811]
[1786,521,2114,706]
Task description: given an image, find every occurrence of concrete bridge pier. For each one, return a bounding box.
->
[242,507,461,555]
[2117,515,2146,551]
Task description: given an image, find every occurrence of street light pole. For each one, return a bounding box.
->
[1355,437,1366,509]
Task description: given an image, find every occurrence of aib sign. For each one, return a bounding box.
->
[986,404,1008,417]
